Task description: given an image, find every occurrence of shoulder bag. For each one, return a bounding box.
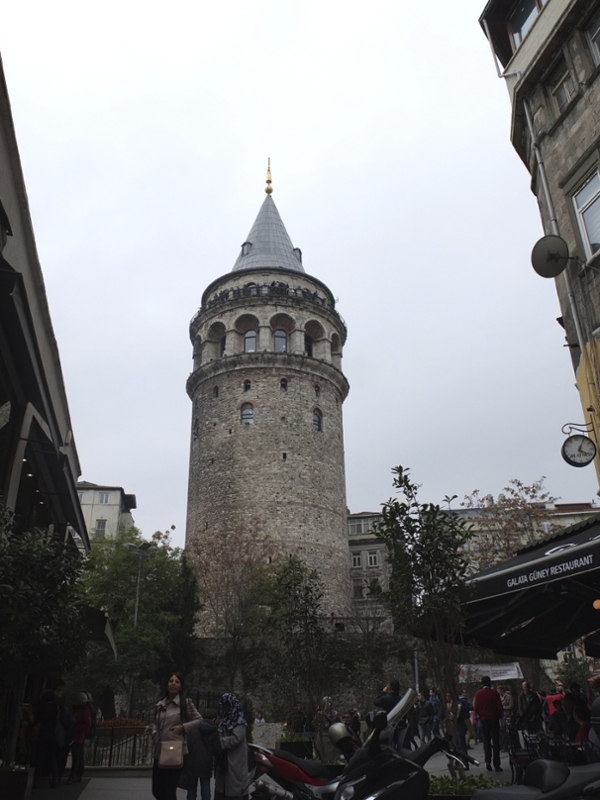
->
[156,703,186,769]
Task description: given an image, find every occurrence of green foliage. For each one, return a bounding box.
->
[69,527,201,713]
[265,555,349,717]
[554,656,593,690]
[462,478,559,569]
[428,775,504,795]
[0,504,86,682]
[375,466,474,700]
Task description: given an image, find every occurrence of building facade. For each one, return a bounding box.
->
[185,179,352,613]
[77,481,136,540]
[480,0,600,484]
[0,55,87,549]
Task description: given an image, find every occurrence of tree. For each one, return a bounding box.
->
[71,527,201,718]
[0,503,86,759]
[375,466,474,701]
[187,520,273,692]
[462,478,560,570]
[265,555,349,718]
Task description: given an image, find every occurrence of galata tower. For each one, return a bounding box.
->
[185,166,351,614]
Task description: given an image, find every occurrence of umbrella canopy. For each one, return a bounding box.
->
[464,515,600,658]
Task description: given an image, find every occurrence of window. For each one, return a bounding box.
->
[213,386,219,398]
[368,551,378,567]
[305,335,313,357]
[353,580,364,599]
[509,0,545,50]
[314,384,320,398]
[241,242,252,256]
[352,552,362,567]
[220,336,226,356]
[280,378,288,392]
[241,404,254,424]
[550,63,575,115]
[574,172,600,258]
[99,492,109,505]
[244,380,251,392]
[95,519,107,538]
[588,11,600,66]
[349,519,364,535]
[274,329,287,353]
[313,409,322,431]
[244,330,257,353]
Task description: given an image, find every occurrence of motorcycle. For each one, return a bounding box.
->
[251,697,478,800]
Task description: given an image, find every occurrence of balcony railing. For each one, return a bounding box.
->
[191,282,346,330]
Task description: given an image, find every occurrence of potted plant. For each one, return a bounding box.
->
[428,774,503,800]
[0,762,32,800]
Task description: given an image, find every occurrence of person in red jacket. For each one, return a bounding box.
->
[473,676,503,772]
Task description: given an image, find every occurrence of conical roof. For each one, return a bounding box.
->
[232,195,305,273]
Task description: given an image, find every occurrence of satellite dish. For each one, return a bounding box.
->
[531,234,569,278]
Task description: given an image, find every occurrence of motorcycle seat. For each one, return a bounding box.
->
[473,762,600,800]
[270,749,337,780]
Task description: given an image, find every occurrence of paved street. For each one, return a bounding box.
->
[31,741,512,800]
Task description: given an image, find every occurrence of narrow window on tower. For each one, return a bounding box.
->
[213,386,219,398]
[244,330,257,353]
[220,336,226,356]
[305,335,313,357]
[241,404,254,425]
[313,409,322,431]
[314,384,320,398]
[274,329,287,353]
[244,380,251,392]
[280,378,288,392]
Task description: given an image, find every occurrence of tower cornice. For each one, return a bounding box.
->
[186,351,350,401]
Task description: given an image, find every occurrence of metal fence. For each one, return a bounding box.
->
[84,728,154,767]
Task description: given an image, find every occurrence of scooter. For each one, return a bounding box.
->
[251,702,478,800]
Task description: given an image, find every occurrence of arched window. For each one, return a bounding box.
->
[213,386,219,398]
[274,329,287,353]
[280,378,288,392]
[244,380,251,392]
[305,335,313,357]
[244,330,257,353]
[314,384,320,398]
[241,404,254,425]
[313,409,322,431]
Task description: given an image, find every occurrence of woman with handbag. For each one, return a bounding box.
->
[152,673,203,800]
[215,693,249,800]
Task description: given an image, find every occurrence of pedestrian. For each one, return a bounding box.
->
[254,711,266,724]
[456,689,472,762]
[67,693,92,784]
[429,689,442,738]
[473,675,503,773]
[184,708,222,800]
[152,673,203,800]
[288,702,306,735]
[517,681,543,734]
[215,693,249,800]
[373,680,401,713]
[415,692,433,744]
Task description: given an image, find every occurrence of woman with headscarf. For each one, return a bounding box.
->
[215,693,249,800]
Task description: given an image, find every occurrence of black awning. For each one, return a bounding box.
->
[464,518,600,658]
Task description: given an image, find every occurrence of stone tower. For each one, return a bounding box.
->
[185,174,351,613]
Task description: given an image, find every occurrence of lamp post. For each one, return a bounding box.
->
[124,541,157,715]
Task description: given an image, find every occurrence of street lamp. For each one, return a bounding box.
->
[124,541,157,715]
[124,541,158,628]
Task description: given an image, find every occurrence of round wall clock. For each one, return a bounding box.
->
[561,434,597,467]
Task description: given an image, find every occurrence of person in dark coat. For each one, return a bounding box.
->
[473,676,503,772]
[184,708,222,800]
[373,680,401,713]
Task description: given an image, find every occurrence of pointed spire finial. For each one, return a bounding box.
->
[265,157,273,194]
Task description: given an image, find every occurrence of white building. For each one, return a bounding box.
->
[77,481,136,540]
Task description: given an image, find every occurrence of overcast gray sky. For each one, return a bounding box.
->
[2,0,598,547]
